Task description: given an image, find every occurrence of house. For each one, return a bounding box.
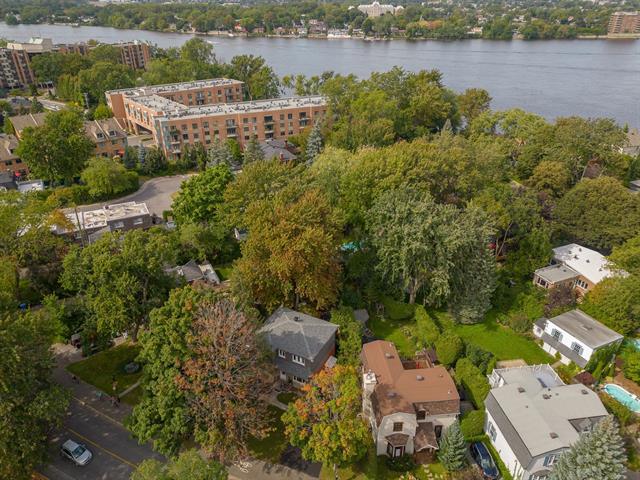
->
[259,307,338,386]
[485,364,609,480]
[166,259,220,284]
[361,340,460,462]
[259,138,297,161]
[357,1,404,17]
[0,133,27,178]
[533,309,623,368]
[621,128,640,157]
[533,243,620,295]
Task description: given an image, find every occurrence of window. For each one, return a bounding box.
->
[551,329,563,342]
[575,278,588,289]
[531,475,549,480]
[277,349,286,358]
[192,123,198,130]
[292,375,307,384]
[113,221,124,229]
[291,354,305,366]
[182,134,189,140]
[570,342,584,355]
[487,421,497,442]
[133,218,144,226]
[416,410,426,421]
[543,454,558,467]
[393,422,403,432]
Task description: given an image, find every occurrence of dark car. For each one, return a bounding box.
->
[470,441,499,479]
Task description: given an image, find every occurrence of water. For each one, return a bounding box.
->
[0,23,639,125]
[603,383,640,413]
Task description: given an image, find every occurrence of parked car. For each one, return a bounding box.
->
[470,441,499,479]
[61,439,92,466]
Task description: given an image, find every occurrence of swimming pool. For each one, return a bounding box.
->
[603,384,640,413]
[631,339,640,351]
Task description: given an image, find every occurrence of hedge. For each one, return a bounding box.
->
[415,305,440,346]
[455,358,490,409]
[460,410,485,440]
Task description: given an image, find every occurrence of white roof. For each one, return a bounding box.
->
[552,243,616,284]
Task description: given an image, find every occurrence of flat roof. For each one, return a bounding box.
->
[545,309,623,348]
[552,243,617,284]
[534,264,579,284]
[63,202,149,231]
[106,78,242,96]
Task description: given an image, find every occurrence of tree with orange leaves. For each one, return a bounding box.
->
[282,365,370,479]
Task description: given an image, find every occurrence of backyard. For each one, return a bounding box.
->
[247,405,289,464]
[66,342,143,405]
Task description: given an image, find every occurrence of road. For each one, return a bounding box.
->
[41,398,163,480]
[78,174,191,216]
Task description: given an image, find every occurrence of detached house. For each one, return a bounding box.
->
[259,307,338,386]
[361,340,460,462]
[533,244,620,295]
[486,364,609,480]
[533,309,623,368]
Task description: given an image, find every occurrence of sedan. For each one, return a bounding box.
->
[470,441,499,479]
[61,439,93,466]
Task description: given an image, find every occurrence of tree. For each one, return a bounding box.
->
[550,417,626,480]
[172,164,233,225]
[623,350,640,383]
[458,88,491,126]
[131,449,227,480]
[61,229,176,339]
[305,120,324,166]
[330,307,363,366]
[78,61,135,106]
[242,136,264,164]
[88,44,121,65]
[207,140,235,167]
[581,275,640,336]
[180,37,217,65]
[609,233,640,275]
[176,299,274,461]
[527,160,572,198]
[123,146,138,169]
[437,421,467,472]
[93,103,113,120]
[140,147,167,174]
[282,366,369,479]
[81,157,138,198]
[16,109,94,183]
[226,54,280,100]
[435,332,464,366]
[233,186,343,311]
[0,312,70,480]
[554,177,640,251]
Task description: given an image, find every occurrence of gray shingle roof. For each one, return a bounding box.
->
[259,307,338,361]
[545,309,624,349]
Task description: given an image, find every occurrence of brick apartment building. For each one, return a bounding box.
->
[106,79,327,157]
[608,11,640,34]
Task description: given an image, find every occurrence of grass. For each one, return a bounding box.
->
[121,385,143,406]
[277,392,298,404]
[247,405,289,464]
[369,314,418,358]
[214,263,234,281]
[66,342,143,395]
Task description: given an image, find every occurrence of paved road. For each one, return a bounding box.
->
[78,174,191,216]
[42,398,163,480]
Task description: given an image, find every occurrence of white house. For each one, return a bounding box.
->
[485,364,609,480]
[357,1,404,17]
[361,340,459,462]
[533,309,623,368]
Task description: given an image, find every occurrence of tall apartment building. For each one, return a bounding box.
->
[608,11,640,34]
[117,41,152,70]
[106,79,327,157]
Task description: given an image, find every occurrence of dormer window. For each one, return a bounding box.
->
[277,349,286,358]
[292,354,305,366]
[109,130,116,137]
[96,132,104,139]
[416,410,426,421]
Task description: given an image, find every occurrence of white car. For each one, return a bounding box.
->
[61,439,92,466]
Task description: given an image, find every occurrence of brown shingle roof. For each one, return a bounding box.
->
[362,340,460,419]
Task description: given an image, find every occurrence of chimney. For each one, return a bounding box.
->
[363,370,377,394]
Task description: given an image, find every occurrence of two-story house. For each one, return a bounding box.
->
[361,340,460,462]
[533,309,623,368]
[485,364,609,480]
[259,307,338,386]
[533,244,621,296]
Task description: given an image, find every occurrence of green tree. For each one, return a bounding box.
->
[207,140,235,167]
[609,233,640,274]
[0,312,70,480]
[131,449,227,480]
[172,164,233,225]
[550,417,626,480]
[457,88,492,127]
[438,421,467,472]
[554,177,640,251]
[282,366,369,479]
[93,103,113,120]
[78,61,135,106]
[180,37,217,65]
[305,120,324,166]
[527,160,572,198]
[227,54,280,100]
[581,275,640,336]
[435,332,464,366]
[233,186,342,311]
[242,136,264,164]
[330,307,363,366]
[16,109,94,183]
[61,229,176,339]
[623,349,640,383]
[139,147,167,174]
[88,44,122,64]
[80,156,138,198]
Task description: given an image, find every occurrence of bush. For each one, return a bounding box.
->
[506,312,532,334]
[385,454,415,472]
[415,305,440,347]
[465,343,495,374]
[599,392,635,427]
[455,358,490,409]
[436,332,464,366]
[460,410,485,440]
[622,349,640,383]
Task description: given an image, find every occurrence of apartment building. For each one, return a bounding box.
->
[117,41,152,70]
[106,79,327,157]
[608,11,640,34]
[356,1,404,17]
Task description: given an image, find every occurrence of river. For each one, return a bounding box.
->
[0,22,638,125]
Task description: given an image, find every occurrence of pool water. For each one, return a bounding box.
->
[603,384,640,413]
[631,339,640,351]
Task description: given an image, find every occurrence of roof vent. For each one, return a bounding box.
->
[550,432,559,439]
[581,389,589,395]
[543,394,551,399]
[586,259,590,263]
[416,375,424,381]
[517,387,526,393]
[293,316,301,322]
[574,255,579,259]
[385,353,393,359]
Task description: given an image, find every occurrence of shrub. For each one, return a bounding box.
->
[507,312,532,334]
[415,305,440,347]
[460,410,485,440]
[622,349,640,383]
[544,284,576,317]
[599,392,635,427]
[385,454,415,472]
[455,358,490,409]
[465,343,494,374]
[436,332,464,367]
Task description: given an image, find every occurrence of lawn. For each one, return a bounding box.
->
[214,263,234,281]
[247,405,289,464]
[66,342,143,395]
[277,392,298,405]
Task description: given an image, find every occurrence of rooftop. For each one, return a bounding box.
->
[534,263,579,284]
[259,307,338,361]
[486,365,608,468]
[107,78,242,97]
[542,309,624,349]
[62,202,149,232]
[552,243,618,284]
[362,340,459,418]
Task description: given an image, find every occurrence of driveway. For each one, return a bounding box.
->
[79,174,191,216]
